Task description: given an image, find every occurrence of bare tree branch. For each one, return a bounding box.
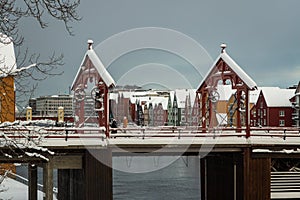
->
[0,0,80,110]
[0,0,81,44]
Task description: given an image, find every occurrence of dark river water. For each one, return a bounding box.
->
[16,156,201,199]
[113,156,201,200]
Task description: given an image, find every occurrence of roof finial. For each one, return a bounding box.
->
[87,39,94,50]
[220,43,227,53]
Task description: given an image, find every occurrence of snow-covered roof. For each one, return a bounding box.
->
[261,87,295,107]
[221,52,257,89]
[169,89,196,109]
[150,96,168,110]
[110,90,169,110]
[175,89,190,108]
[198,48,257,91]
[0,33,17,74]
[249,87,278,105]
[71,48,115,89]
[109,92,119,103]
[87,50,115,87]
[249,89,261,104]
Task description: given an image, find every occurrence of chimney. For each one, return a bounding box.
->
[220,43,227,53]
[87,39,94,50]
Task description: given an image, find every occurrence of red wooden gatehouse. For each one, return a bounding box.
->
[71,40,115,137]
[196,44,257,137]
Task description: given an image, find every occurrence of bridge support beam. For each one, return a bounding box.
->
[58,169,84,200]
[85,149,113,200]
[201,149,271,200]
[201,153,243,200]
[43,162,53,200]
[57,150,112,199]
[243,148,271,200]
[28,164,38,200]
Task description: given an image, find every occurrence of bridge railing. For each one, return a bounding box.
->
[108,126,300,140]
[0,127,107,141]
[0,126,300,141]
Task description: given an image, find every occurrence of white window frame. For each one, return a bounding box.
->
[279,120,285,126]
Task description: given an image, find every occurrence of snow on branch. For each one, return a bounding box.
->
[0,63,37,78]
[0,119,58,161]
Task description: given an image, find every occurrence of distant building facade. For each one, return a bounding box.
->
[30,95,73,117]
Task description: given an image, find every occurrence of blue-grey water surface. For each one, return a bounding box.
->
[113,156,201,200]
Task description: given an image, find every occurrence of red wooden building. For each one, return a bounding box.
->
[71,40,115,136]
[250,87,294,127]
[196,44,257,137]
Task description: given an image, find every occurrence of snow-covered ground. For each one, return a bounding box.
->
[0,177,57,200]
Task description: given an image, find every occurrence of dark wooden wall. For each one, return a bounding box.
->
[58,169,84,200]
[85,149,113,200]
[201,153,243,200]
[201,150,270,200]
[58,149,112,200]
[243,148,271,200]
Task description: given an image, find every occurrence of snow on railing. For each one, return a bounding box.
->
[108,126,300,140]
[1,121,300,142]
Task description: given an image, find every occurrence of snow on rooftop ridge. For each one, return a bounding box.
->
[71,48,115,90]
[261,87,295,107]
[0,33,17,74]
[87,39,93,50]
[197,46,257,91]
[249,87,279,104]
[220,52,257,90]
[87,49,115,87]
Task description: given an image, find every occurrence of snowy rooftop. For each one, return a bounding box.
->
[71,42,115,90]
[249,88,261,104]
[0,33,17,74]
[168,89,196,108]
[198,46,257,91]
[261,87,295,107]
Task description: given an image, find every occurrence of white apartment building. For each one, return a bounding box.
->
[31,95,73,116]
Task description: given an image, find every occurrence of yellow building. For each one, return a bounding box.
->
[0,34,17,174]
[0,34,16,123]
[227,93,242,127]
[226,90,260,127]
[215,85,236,126]
[0,76,15,122]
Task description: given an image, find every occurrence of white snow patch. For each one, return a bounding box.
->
[0,177,57,200]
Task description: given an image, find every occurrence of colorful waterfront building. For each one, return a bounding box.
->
[250,87,294,127]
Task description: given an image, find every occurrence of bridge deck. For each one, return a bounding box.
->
[1,126,300,153]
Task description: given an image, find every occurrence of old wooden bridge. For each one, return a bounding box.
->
[1,126,300,200]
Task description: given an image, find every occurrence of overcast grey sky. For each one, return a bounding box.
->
[18,0,300,96]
